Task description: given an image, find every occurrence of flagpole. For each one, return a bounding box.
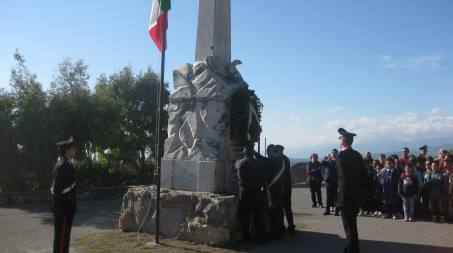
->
[155,25,166,245]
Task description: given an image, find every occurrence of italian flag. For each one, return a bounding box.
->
[149,0,171,51]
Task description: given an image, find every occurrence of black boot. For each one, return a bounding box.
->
[288,224,296,235]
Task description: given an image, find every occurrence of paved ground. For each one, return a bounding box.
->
[1,187,453,253]
[0,197,121,253]
[249,185,453,253]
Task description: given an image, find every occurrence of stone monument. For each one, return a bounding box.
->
[161,0,246,194]
[119,0,257,245]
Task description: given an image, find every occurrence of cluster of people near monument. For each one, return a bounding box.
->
[235,127,368,252]
[307,145,453,223]
[234,143,296,244]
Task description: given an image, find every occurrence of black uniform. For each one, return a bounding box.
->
[51,157,77,253]
[281,155,295,233]
[256,153,285,239]
[235,154,266,242]
[337,147,368,253]
[322,159,339,215]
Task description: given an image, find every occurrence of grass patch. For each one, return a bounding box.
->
[74,223,309,253]
[74,230,244,253]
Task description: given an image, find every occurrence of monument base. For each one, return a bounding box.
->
[161,159,237,194]
[118,186,240,245]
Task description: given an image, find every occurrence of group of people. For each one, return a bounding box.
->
[235,143,295,244]
[237,128,370,253]
[51,129,453,253]
[308,144,453,224]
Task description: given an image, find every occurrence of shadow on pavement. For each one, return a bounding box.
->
[1,197,122,230]
[240,230,453,253]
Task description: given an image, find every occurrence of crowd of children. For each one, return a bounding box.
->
[359,146,453,223]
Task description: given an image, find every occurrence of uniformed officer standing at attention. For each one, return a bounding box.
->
[235,144,266,244]
[276,144,296,235]
[336,128,368,253]
[51,137,78,253]
[255,144,285,240]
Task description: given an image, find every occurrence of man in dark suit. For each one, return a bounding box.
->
[255,145,285,240]
[51,137,78,253]
[276,144,295,235]
[235,144,266,243]
[336,128,369,253]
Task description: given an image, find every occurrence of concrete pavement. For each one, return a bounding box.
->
[0,198,122,253]
[1,187,453,253]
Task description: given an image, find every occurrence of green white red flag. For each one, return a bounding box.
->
[149,0,171,51]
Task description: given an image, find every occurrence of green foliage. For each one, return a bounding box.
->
[0,91,18,192]
[0,51,169,192]
[230,85,263,146]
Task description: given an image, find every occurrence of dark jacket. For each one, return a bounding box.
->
[426,171,443,199]
[256,154,285,195]
[380,168,400,204]
[336,147,369,208]
[306,161,323,184]
[51,158,77,214]
[398,173,419,197]
[282,155,292,191]
[321,159,338,185]
[235,154,266,200]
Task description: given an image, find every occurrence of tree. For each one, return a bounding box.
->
[1,51,170,191]
[0,90,18,191]
[9,50,52,191]
[47,58,94,156]
[99,67,169,179]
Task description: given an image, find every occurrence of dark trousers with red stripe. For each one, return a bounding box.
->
[53,212,74,253]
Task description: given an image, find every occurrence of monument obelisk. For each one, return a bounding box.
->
[195,0,231,66]
[161,0,245,193]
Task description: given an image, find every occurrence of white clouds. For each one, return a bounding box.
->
[280,108,453,150]
[328,106,345,113]
[430,107,440,114]
[322,108,453,144]
[380,54,446,71]
[289,115,310,122]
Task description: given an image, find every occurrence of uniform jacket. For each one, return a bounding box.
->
[255,154,285,195]
[51,158,77,214]
[282,155,292,191]
[336,147,368,208]
[235,154,266,200]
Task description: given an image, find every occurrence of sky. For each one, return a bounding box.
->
[1,0,452,158]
